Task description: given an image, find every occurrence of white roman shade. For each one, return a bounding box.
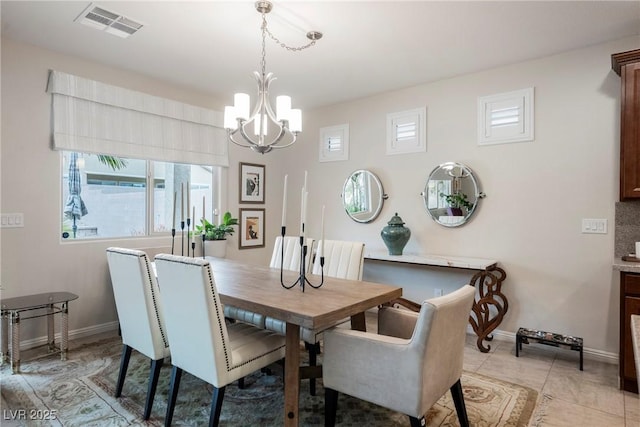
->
[47,70,229,167]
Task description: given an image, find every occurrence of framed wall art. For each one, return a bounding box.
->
[239,208,265,249]
[239,162,265,204]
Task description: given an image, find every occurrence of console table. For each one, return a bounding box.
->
[364,251,508,353]
[1,292,78,373]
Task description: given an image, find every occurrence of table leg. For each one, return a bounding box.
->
[61,302,69,361]
[10,311,20,374]
[47,303,55,352]
[284,322,300,427]
[1,311,8,364]
[350,312,366,332]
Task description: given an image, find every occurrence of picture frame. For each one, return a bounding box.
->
[239,208,265,249]
[239,162,265,204]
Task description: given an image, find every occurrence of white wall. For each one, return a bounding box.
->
[2,35,639,356]
[0,39,278,341]
[276,36,640,356]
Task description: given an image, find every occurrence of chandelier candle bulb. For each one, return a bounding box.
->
[223,106,238,130]
[276,96,291,121]
[254,114,268,136]
[234,93,250,119]
[282,175,288,227]
[290,109,302,133]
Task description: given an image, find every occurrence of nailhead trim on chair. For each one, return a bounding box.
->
[106,248,169,349]
[141,253,169,349]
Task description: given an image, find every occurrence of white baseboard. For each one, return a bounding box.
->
[475,327,618,365]
[15,321,120,351]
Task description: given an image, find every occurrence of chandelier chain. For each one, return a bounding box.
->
[261,14,317,54]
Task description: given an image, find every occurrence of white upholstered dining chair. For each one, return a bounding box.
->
[265,238,365,395]
[154,254,286,427]
[105,247,170,420]
[323,284,476,427]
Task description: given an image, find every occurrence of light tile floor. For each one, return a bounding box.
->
[462,334,640,427]
[3,327,639,426]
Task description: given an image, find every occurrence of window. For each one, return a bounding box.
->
[477,88,534,145]
[319,124,349,162]
[61,151,221,240]
[386,107,426,155]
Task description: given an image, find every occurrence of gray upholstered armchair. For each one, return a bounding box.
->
[323,284,476,427]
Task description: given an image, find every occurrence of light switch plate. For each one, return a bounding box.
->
[581,218,607,234]
[1,213,24,228]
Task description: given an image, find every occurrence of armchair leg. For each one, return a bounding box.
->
[143,358,164,420]
[409,416,425,427]
[324,387,338,427]
[450,379,469,427]
[115,345,132,398]
[209,386,226,427]
[165,366,183,427]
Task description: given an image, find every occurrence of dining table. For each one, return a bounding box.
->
[202,257,403,426]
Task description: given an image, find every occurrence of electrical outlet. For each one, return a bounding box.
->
[434,288,443,297]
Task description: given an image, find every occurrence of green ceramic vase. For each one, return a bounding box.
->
[380,213,411,255]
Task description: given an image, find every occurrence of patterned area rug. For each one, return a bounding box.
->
[1,336,537,426]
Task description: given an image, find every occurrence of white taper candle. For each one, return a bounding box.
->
[320,205,325,258]
[172,191,177,229]
[282,175,288,228]
[186,181,190,219]
[300,186,305,235]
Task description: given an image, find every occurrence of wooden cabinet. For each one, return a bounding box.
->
[612,50,640,200]
[620,271,640,393]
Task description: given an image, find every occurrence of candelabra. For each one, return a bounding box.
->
[279,226,324,292]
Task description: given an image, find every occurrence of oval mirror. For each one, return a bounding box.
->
[421,162,484,227]
[342,170,387,223]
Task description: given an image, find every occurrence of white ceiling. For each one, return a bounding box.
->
[2,1,639,109]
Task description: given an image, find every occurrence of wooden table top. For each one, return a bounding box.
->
[207,257,403,332]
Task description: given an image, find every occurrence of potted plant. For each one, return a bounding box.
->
[439,192,473,216]
[195,211,238,258]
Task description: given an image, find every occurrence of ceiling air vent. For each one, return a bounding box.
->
[75,3,143,38]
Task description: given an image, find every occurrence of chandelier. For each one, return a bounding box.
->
[223,1,322,154]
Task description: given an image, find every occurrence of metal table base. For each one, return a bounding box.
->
[1,292,78,373]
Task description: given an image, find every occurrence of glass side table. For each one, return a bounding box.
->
[1,292,79,373]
